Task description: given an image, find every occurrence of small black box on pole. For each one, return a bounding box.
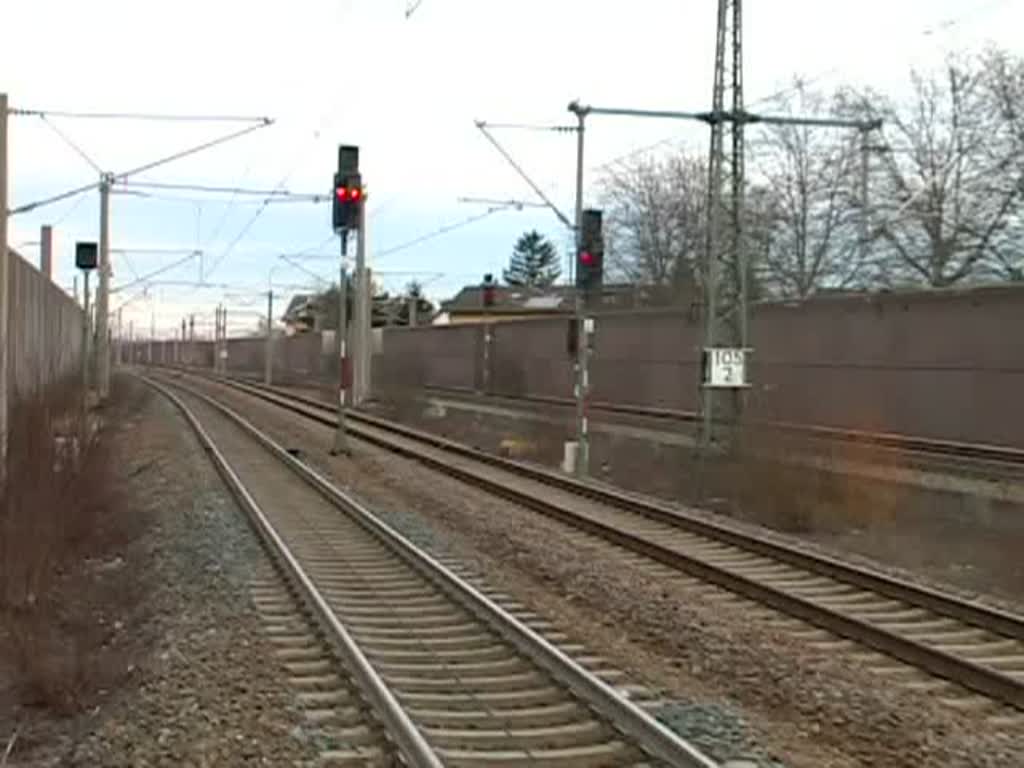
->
[337,145,359,175]
[75,241,98,270]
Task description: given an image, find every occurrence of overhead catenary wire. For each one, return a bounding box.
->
[52,189,89,226]
[478,122,576,133]
[591,0,1017,174]
[120,251,144,283]
[114,188,325,207]
[38,114,103,174]
[110,252,198,294]
[278,253,334,284]
[10,108,270,123]
[114,120,272,183]
[8,119,275,216]
[377,205,513,259]
[121,180,325,197]
[589,68,843,173]
[203,125,322,281]
[111,246,205,256]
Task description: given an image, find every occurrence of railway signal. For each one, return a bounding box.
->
[332,173,364,232]
[75,241,98,270]
[332,145,363,234]
[329,144,370,456]
[575,208,603,302]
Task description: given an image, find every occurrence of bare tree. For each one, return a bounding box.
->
[598,153,706,296]
[980,47,1024,281]
[751,82,864,298]
[842,51,1024,287]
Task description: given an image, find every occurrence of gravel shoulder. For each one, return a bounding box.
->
[0,376,319,767]
[185,373,1024,768]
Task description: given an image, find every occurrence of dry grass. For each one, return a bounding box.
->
[0,377,148,714]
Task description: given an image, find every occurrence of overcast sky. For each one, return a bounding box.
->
[3,0,1021,336]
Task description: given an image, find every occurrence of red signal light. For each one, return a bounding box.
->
[579,251,594,266]
[336,187,349,201]
[350,187,362,200]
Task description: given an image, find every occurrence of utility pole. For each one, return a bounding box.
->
[214,305,223,374]
[189,314,195,367]
[408,295,417,327]
[96,175,112,400]
[264,289,273,385]
[40,224,53,280]
[571,104,590,478]
[221,306,228,375]
[149,311,155,365]
[128,320,133,365]
[353,217,369,405]
[0,93,8,468]
[214,309,220,376]
[858,128,888,271]
[180,318,186,365]
[332,239,350,456]
[116,307,123,367]
[81,270,90,411]
[699,0,747,455]
[360,267,372,402]
[330,144,362,454]
[562,2,879,467]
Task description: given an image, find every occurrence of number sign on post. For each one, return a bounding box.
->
[704,347,750,388]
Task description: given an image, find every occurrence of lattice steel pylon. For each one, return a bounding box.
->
[699,0,747,451]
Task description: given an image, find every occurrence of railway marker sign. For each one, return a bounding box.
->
[704,347,750,388]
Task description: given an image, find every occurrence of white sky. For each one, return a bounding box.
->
[3,0,1021,337]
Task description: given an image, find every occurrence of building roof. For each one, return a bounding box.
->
[439,283,681,315]
[282,293,316,319]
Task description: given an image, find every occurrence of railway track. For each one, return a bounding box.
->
[420,385,1024,473]
[175,370,1024,722]
[145,373,717,767]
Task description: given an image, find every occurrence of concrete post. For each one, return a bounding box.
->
[0,93,9,466]
[331,236,350,456]
[96,177,111,399]
[572,108,590,477]
[359,267,372,402]
[116,307,123,367]
[40,225,53,280]
[264,290,273,385]
[222,306,228,375]
[81,271,91,412]
[213,307,220,373]
[353,206,369,405]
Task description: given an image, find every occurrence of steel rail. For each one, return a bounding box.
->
[192,372,1024,711]
[142,375,443,768]
[148,371,719,768]
[420,385,1024,467]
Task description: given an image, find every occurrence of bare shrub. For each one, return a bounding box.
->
[0,377,143,713]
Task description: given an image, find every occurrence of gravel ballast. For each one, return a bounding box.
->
[0,377,319,766]
[183,374,1024,768]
